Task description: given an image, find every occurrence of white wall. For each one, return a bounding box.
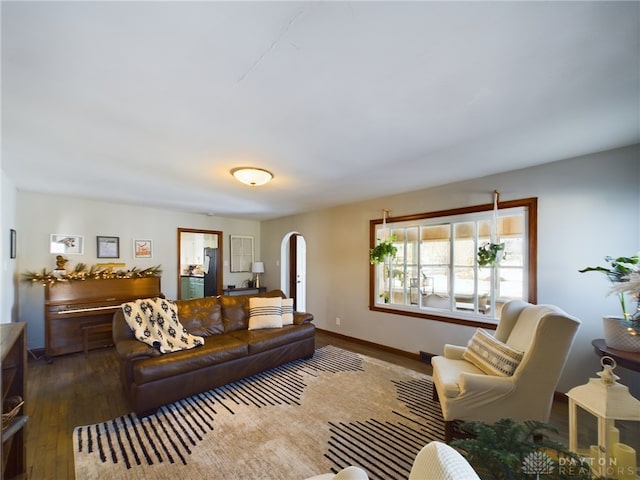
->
[1,171,18,324]
[16,192,260,349]
[261,145,640,393]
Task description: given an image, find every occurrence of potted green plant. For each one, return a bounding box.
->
[477,242,505,267]
[580,254,640,352]
[451,418,599,480]
[369,234,397,264]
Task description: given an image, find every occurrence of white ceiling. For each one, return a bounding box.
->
[2,1,639,220]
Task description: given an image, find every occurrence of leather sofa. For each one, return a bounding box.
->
[112,289,315,416]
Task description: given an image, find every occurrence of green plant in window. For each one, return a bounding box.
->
[369,234,397,264]
[477,242,505,268]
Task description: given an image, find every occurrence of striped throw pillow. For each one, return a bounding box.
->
[463,328,524,376]
[248,297,283,330]
[282,298,294,325]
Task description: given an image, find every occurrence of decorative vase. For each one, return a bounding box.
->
[602,316,640,352]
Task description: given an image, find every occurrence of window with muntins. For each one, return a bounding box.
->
[369,198,537,327]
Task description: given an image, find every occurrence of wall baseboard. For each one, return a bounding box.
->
[316,328,425,363]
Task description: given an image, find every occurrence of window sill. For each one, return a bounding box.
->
[369,303,499,329]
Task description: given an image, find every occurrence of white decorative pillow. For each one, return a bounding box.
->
[409,441,480,480]
[282,298,294,325]
[463,328,524,376]
[248,297,283,330]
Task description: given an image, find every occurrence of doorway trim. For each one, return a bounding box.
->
[280,231,306,312]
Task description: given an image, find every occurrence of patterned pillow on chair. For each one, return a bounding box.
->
[463,328,524,376]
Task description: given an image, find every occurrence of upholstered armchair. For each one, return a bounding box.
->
[304,441,479,480]
[431,300,581,442]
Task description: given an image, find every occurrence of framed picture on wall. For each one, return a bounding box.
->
[50,234,84,255]
[97,236,120,258]
[230,235,254,272]
[133,239,153,259]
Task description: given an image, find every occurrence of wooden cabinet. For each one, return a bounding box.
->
[180,276,204,299]
[44,277,162,359]
[1,322,27,480]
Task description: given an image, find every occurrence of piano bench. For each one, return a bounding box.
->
[81,323,113,356]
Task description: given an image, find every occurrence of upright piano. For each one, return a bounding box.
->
[44,276,162,360]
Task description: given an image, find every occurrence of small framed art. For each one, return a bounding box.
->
[97,236,120,258]
[50,234,84,255]
[133,239,153,259]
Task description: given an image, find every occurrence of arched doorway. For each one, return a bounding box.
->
[280,232,306,312]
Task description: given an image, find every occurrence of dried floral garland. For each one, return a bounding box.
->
[22,263,162,286]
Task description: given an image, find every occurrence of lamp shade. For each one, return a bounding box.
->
[251,262,265,274]
[231,167,273,186]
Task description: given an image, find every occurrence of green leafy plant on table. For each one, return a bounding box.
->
[579,254,640,334]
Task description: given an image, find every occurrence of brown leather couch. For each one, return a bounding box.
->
[112,289,315,416]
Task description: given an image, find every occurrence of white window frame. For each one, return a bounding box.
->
[369,198,537,328]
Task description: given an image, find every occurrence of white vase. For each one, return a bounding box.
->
[602,316,640,353]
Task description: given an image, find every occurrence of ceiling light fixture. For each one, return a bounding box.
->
[231,167,273,186]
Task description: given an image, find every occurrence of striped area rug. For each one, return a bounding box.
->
[73,345,445,480]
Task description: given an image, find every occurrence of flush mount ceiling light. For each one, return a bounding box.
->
[231,167,273,186]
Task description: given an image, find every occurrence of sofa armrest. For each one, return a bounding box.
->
[443,344,466,360]
[293,312,314,325]
[458,371,515,396]
[115,338,160,360]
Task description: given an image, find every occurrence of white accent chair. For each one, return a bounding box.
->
[304,441,480,480]
[431,300,581,442]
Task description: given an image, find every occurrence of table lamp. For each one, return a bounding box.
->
[252,262,264,288]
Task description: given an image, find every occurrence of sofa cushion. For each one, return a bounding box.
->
[463,328,524,377]
[220,295,250,332]
[132,334,248,385]
[230,323,315,355]
[282,298,294,325]
[431,356,484,398]
[249,297,283,330]
[176,296,224,336]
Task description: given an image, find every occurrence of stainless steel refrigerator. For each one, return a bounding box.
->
[203,247,219,296]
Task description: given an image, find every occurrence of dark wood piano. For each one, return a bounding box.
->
[44,276,162,360]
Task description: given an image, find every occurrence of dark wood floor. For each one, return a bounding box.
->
[20,331,634,479]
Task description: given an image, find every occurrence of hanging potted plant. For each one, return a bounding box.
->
[477,242,505,268]
[580,254,640,352]
[369,234,397,264]
[477,190,506,268]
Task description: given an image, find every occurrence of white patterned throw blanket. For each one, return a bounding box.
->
[121,298,204,353]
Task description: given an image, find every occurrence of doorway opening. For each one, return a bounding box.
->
[280,232,306,312]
